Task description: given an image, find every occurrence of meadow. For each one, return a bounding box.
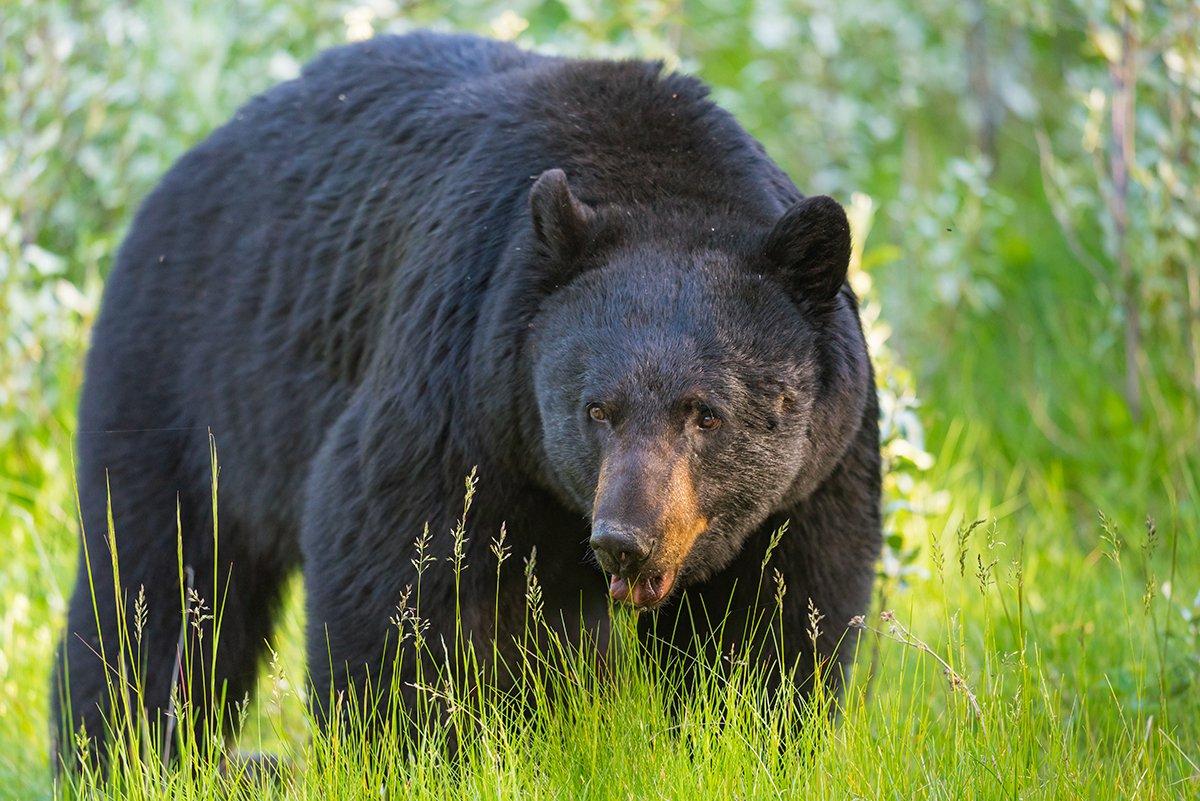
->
[2,1,1198,798]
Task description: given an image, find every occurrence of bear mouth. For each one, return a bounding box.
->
[608,566,679,609]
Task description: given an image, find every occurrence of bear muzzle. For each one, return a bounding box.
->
[590,443,708,609]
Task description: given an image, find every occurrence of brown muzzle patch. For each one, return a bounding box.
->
[655,456,708,569]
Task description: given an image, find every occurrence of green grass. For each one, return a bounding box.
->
[3,424,1197,799]
[3,313,1198,798]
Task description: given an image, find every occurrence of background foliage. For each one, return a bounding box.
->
[2,0,1198,798]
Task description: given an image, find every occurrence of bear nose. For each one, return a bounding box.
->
[590,520,651,575]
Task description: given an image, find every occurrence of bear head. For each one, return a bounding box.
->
[526,169,871,609]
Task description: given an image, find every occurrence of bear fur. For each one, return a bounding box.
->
[53,31,880,764]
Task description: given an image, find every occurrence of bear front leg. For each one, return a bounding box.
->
[299,398,537,746]
[300,403,454,739]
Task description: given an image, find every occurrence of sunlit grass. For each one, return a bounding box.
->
[3,431,1195,799]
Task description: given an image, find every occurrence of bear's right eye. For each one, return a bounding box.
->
[586,403,608,422]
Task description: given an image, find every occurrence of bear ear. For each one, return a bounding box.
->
[762,195,851,306]
[529,168,594,264]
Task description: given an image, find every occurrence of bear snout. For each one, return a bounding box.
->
[590,443,709,608]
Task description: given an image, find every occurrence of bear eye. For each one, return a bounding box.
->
[696,404,721,431]
[586,402,608,422]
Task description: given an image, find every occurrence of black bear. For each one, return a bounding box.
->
[53,31,880,765]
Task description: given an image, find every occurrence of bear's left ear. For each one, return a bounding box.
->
[529,168,594,265]
[762,195,851,306]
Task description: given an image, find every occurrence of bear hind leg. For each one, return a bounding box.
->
[52,453,293,773]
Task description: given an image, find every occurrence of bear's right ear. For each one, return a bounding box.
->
[529,168,594,266]
[762,195,851,307]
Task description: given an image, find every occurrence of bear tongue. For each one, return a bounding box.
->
[608,574,630,602]
[608,571,675,607]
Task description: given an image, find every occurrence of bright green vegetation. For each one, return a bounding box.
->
[3,1,1197,798]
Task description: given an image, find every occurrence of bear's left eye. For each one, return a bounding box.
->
[586,402,608,422]
[696,405,721,431]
